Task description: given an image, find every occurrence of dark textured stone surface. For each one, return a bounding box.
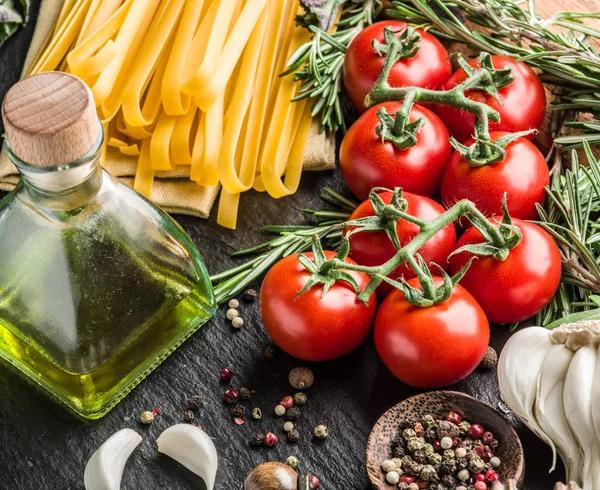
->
[0,3,563,489]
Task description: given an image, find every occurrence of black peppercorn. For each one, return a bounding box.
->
[233,405,245,418]
[436,420,459,440]
[490,438,499,448]
[413,450,427,464]
[240,387,251,400]
[441,474,457,487]
[287,429,300,442]
[425,428,437,442]
[456,457,468,470]
[439,460,456,475]
[250,432,264,446]
[393,446,406,458]
[404,459,420,476]
[186,395,203,411]
[264,346,276,359]
[286,406,301,421]
[183,410,195,423]
[243,289,258,302]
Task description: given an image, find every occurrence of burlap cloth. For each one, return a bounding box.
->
[0,0,337,217]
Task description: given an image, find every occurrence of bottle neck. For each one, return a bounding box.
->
[6,122,105,211]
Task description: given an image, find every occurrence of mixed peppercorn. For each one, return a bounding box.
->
[382,412,501,490]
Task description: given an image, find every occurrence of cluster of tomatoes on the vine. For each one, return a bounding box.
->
[259,21,562,389]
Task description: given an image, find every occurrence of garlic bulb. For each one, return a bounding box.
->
[84,428,142,490]
[498,327,556,462]
[499,321,600,489]
[157,424,218,490]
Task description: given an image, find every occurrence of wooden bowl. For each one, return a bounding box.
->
[366,391,525,489]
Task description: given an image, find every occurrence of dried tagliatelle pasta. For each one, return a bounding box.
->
[30,0,316,229]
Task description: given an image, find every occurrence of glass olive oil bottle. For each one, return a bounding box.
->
[0,72,216,419]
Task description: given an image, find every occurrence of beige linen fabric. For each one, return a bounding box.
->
[0,0,337,218]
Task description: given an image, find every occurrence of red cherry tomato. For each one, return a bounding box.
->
[344,191,457,296]
[343,20,452,113]
[441,132,549,224]
[436,55,546,142]
[374,277,490,388]
[449,219,561,323]
[340,102,452,201]
[260,251,377,361]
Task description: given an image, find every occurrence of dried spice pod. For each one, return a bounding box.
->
[243,462,297,490]
[553,483,583,490]
[289,368,314,390]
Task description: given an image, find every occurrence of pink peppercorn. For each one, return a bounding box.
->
[474,474,486,482]
[486,468,499,481]
[401,475,416,484]
[482,431,494,444]
[223,388,239,404]
[474,482,487,490]
[264,432,278,447]
[310,476,320,488]
[482,447,494,459]
[416,480,427,489]
[468,424,485,439]
[447,411,461,425]
[280,396,294,409]
[220,367,233,382]
[433,440,441,451]
[453,437,462,447]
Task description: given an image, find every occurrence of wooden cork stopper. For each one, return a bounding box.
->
[2,72,98,167]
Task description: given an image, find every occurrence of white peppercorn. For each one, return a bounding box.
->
[314,424,328,439]
[275,404,286,416]
[440,436,453,449]
[228,299,239,309]
[283,421,294,432]
[140,411,154,424]
[232,316,244,329]
[490,456,501,468]
[455,447,467,459]
[226,308,239,320]
[381,460,396,473]
[385,471,400,484]
[457,469,470,481]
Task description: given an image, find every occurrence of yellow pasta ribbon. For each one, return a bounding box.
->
[218,5,269,194]
[180,0,239,96]
[161,0,205,116]
[30,0,92,74]
[190,111,206,182]
[150,109,178,171]
[194,0,268,112]
[197,95,224,186]
[133,139,154,197]
[121,0,184,127]
[171,105,197,166]
[67,2,130,78]
[93,0,160,107]
[258,23,311,197]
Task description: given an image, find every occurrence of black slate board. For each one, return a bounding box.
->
[0,3,563,489]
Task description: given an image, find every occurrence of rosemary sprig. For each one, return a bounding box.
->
[283,0,381,132]
[210,188,356,304]
[535,141,600,325]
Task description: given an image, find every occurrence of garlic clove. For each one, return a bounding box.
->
[536,381,583,484]
[563,345,598,490]
[157,424,218,490]
[498,327,557,462]
[535,343,582,481]
[84,428,142,490]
